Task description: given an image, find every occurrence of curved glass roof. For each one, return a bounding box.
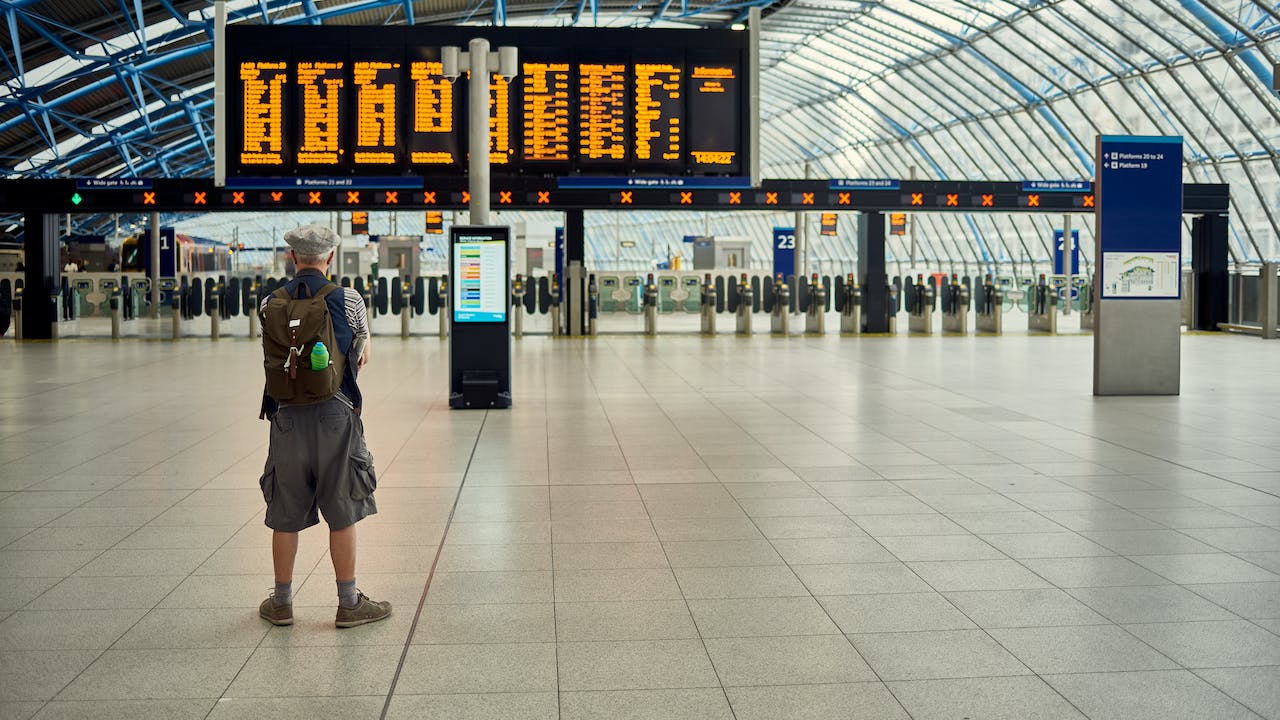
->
[3,0,1276,262]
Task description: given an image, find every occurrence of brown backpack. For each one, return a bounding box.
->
[261,281,345,404]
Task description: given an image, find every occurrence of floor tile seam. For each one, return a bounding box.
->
[379,408,488,720]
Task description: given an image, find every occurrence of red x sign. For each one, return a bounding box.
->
[270,191,283,202]
[728,192,741,205]
[1082,195,1095,208]
[231,191,245,205]
[346,191,360,204]
[308,191,322,205]
[499,191,512,204]
[679,191,693,205]
[384,191,398,205]
[422,191,437,205]
[765,192,778,205]
[838,192,851,205]
[946,194,958,207]
[1027,194,1040,207]
[910,193,924,206]
[536,191,550,204]
[193,191,207,205]
[981,194,994,207]
[801,193,814,205]
[620,191,633,204]
[142,191,156,205]
[461,191,471,204]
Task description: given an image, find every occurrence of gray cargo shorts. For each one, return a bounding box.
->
[259,396,378,532]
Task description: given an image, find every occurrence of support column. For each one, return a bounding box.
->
[468,37,491,226]
[149,211,161,318]
[21,212,59,339]
[564,210,585,336]
[1190,213,1228,331]
[859,211,887,333]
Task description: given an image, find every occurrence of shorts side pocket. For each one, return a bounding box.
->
[259,464,276,503]
[349,450,377,501]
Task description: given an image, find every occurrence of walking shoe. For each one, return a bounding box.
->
[259,595,294,626]
[335,592,392,628]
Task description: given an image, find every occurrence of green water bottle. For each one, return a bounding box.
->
[310,341,329,370]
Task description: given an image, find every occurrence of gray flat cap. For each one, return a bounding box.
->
[284,224,341,256]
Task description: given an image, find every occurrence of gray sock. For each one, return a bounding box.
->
[273,581,292,607]
[337,579,359,609]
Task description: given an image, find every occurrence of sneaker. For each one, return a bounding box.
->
[335,592,392,628]
[259,595,294,626]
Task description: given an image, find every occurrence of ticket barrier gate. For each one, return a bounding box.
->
[587,275,599,336]
[701,274,716,335]
[1076,277,1094,331]
[840,275,862,334]
[437,275,449,338]
[770,274,790,336]
[974,276,1002,335]
[247,281,261,339]
[806,273,826,335]
[941,275,969,335]
[550,275,562,338]
[209,278,224,341]
[907,275,935,335]
[736,274,753,335]
[1028,275,1058,334]
[887,283,900,334]
[511,275,527,338]
[643,274,659,336]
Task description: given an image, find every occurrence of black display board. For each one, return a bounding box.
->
[226,26,750,178]
[449,225,511,409]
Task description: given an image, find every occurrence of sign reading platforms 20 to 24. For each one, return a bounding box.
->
[227,26,750,178]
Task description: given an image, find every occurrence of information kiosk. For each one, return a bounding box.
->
[449,225,511,409]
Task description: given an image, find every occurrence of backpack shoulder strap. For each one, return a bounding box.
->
[271,286,290,301]
[313,283,339,301]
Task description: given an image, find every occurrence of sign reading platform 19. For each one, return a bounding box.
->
[227,26,751,178]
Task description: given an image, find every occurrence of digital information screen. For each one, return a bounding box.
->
[227,26,749,177]
[237,61,288,167]
[295,59,345,167]
[453,236,509,322]
[522,62,572,162]
[351,54,401,167]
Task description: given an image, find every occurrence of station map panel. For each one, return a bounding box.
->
[226,26,750,177]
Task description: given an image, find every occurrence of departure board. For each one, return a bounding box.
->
[522,62,572,163]
[227,26,750,178]
[407,53,458,167]
[633,60,682,170]
[238,61,288,166]
[488,73,513,166]
[687,52,740,174]
[351,55,401,167]
[295,59,345,166]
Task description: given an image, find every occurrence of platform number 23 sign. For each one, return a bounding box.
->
[776,233,795,250]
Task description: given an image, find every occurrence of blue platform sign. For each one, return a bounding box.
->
[1053,229,1080,275]
[1096,136,1183,299]
[772,227,795,280]
[140,227,177,277]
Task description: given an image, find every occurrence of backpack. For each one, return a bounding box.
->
[260,280,345,404]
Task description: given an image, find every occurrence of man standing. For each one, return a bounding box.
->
[257,224,391,628]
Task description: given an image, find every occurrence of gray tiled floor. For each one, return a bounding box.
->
[1,333,1279,719]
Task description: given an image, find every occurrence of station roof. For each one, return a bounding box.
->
[2,0,1277,262]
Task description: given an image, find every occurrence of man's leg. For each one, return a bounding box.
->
[260,530,298,624]
[330,524,355,582]
[273,530,299,582]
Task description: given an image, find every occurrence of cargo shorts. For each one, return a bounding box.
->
[259,396,378,532]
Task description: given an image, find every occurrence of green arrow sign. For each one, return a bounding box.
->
[70,193,82,206]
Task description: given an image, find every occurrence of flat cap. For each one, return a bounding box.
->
[284,224,341,256]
